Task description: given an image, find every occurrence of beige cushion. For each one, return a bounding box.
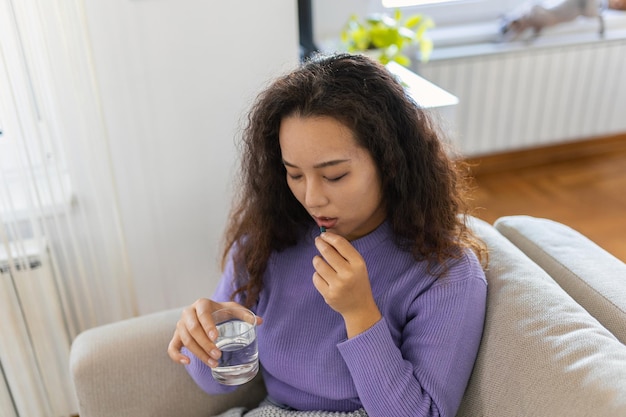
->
[70,308,266,417]
[458,217,626,417]
[495,215,626,344]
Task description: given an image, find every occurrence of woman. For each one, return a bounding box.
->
[168,53,488,417]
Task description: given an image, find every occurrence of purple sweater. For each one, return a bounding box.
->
[183,222,487,417]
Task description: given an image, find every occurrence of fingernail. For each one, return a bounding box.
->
[207,358,218,367]
[179,357,190,365]
[208,329,217,342]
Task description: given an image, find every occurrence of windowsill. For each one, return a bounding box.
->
[0,238,47,269]
[428,9,626,60]
[386,61,458,108]
[0,173,75,223]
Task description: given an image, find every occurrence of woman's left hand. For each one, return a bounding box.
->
[313,232,382,338]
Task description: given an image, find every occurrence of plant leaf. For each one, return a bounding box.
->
[339,10,434,67]
[393,54,411,67]
[371,25,398,48]
[419,38,434,62]
[355,29,372,50]
[404,15,423,29]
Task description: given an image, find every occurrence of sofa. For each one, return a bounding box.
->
[69,215,626,417]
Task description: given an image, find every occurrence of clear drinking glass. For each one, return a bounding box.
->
[211,307,258,385]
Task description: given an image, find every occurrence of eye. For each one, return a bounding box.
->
[326,173,347,182]
[287,173,302,181]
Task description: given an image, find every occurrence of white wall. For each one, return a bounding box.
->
[313,0,369,47]
[83,0,299,314]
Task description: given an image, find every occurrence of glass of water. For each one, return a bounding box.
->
[211,307,258,385]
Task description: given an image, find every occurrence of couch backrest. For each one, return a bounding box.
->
[458,217,626,417]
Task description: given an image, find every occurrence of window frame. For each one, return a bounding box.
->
[375,0,531,27]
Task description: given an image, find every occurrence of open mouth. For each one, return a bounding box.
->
[314,216,338,230]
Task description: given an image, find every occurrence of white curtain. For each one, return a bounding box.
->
[0,0,137,415]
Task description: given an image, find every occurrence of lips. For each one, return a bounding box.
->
[313,216,338,230]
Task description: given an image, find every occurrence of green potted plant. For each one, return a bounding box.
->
[341,9,434,67]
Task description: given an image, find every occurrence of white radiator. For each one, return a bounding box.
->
[0,240,77,417]
[418,36,626,156]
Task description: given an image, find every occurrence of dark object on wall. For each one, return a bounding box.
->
[298,0,318,61]
[609,0,626,9]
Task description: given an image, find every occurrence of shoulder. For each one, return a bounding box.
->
[433,248,487,289]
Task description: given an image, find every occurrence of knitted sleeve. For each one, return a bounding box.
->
[337,257,487,417]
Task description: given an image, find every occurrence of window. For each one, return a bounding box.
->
[316,0,621,55]
[313,0,535,51]
[0,1,71,221]
[377,0,530,27]
[383,0,463,7]
[379,0,623,51]
[369,0,533,49]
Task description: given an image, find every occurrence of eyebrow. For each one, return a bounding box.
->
[282,159,350,169]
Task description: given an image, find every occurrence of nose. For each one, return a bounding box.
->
[304,178,328,208]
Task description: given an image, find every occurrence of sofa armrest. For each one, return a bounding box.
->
[70,308,266,417]
[460,217,626,417]
[495,215,626,344]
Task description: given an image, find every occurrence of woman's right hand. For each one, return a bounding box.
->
[167,298,247,367]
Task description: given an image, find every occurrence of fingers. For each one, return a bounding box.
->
[312,254,336,277]
[314,236,345,273]
[312,232,372,315]
[315,232,361,265]
[313,235,350,287]
[177,305,221,367]
[169,299,221,367]
[167,298,263,368]
[194,300,220,342]
[167,330,189,364]
[314,232,365,275]
[312,269,329,295]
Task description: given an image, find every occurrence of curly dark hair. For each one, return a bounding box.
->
[223,53,487,307]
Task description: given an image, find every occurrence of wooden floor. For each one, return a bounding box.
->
[465,134,626,263]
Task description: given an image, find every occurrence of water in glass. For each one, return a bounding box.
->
[211,319,258,385]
